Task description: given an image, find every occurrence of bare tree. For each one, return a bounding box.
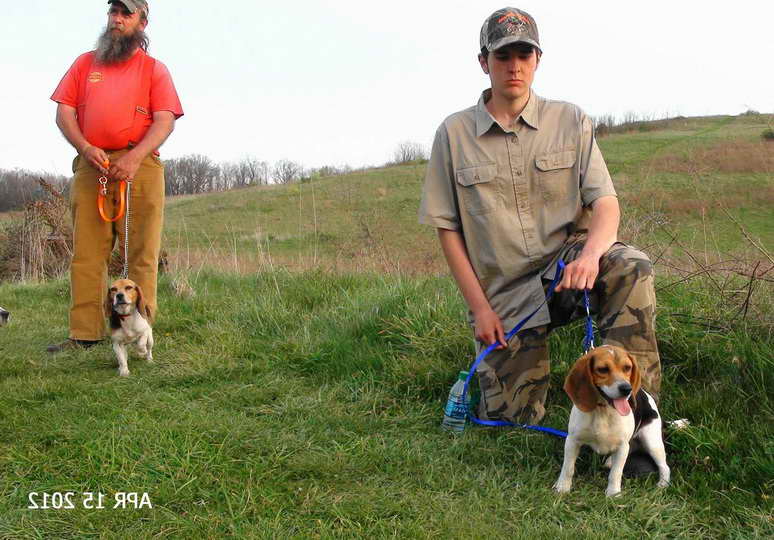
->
[272,159,304,184]
[0,169,68,212]
[392,141,426,164]
[165,154,220,195]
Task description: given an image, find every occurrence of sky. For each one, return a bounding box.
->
[2,0,773,177]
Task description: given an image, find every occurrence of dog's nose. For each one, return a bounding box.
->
[618,382,632,396]
[116,293,125,301]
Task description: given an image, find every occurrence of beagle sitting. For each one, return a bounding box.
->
[105,279,154,377]
[0,306,9,326]
[554,345,670,497]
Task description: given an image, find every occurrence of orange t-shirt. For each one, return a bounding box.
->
[51,48,184,151]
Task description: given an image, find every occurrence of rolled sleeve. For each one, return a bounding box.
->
[578,114,616,206]
[419,124,461,230]
[150,61,184,119]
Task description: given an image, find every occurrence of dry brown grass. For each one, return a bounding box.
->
[0,179,72,281]
[651,140,774,174]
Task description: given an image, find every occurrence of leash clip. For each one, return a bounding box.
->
[98,176,108,196]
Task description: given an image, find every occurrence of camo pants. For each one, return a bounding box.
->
[476,234,661,425]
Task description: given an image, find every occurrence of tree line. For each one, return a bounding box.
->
[0,140,428,211]
[0,169,68,212]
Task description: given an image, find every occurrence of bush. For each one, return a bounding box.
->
[762,128,774,141]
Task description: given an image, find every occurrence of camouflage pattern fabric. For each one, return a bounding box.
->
[479,7,541,54]
[476,233,661,424]
[108,0,149,15]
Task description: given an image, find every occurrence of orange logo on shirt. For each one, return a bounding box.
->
[87,71,103,83]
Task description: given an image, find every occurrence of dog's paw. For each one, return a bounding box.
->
[657,478,670,488]
[118,369,130,377]
[553,480,572,494]
[605,486,622,497]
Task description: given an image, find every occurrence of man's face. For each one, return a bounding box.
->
[479,43,539,102]
[107,2,146,36]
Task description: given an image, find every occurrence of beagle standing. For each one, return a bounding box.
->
[554,345,670,497]
[105,279,154,377]
[0,306,9,326]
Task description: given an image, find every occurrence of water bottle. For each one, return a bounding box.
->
[441,370,470,432]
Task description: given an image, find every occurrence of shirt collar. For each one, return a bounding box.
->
[475,89,540,137]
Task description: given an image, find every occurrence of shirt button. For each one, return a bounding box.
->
[516,170,522,176]
[511,136,518,143]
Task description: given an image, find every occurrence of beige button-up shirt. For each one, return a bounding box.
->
[419,90,616,332]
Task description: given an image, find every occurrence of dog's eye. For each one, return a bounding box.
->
[623,365,632,372]
[596,366,610,374]
[125,286,133,290]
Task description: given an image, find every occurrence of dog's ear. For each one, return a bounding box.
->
[564,350,599,412]
[134,284,150,319]
[104,289,114,318]
[628,353,642,397]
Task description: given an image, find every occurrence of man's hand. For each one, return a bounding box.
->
[556,196,620,292]
[81,145,110,175]
[555,252,600,292]
[474,307,508,349]
[109,150,143,182]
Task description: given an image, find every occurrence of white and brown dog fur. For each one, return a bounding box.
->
[0,306,9,327]
[554,345,670,497]
[105,279,153,377]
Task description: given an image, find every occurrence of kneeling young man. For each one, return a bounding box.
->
[419,8,661,429]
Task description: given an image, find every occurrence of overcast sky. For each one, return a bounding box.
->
[3,0,773,176]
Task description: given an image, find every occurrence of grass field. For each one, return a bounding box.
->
[0,113,772,537]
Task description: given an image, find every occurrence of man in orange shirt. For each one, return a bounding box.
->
[48,0,183,352]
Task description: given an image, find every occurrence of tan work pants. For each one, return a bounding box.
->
[68,150,165,340]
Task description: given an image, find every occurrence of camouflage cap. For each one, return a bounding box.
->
[480,7,540,54]
[107,0,149,16]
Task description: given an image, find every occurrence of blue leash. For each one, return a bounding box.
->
[460,260,596,439]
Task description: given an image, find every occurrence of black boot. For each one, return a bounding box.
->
[46,339,101,353]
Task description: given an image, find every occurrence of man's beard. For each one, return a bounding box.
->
[95,26,149,64]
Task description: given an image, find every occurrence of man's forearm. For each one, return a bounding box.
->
[127,112,175,161]
[581,195,620,258]
[438,228,490,314]
[56,104,90,154]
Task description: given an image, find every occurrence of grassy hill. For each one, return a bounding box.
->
[161,113,772,276]
[0,114,772,537]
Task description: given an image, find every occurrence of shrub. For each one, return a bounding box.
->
[762,128,774,141]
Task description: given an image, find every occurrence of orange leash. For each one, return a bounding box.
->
[96,159,128,222]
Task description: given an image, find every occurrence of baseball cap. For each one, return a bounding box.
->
[480,7,541,54]
[107,0,149,16]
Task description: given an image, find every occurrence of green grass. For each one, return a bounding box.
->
[0,271,772,537]
[1,113,773,536]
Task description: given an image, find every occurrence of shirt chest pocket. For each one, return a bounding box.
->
[535,150,577,205]
[455,163,499,215]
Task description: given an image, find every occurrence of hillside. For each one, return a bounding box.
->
[163,114,772,276]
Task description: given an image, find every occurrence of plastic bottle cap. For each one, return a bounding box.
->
[458,370,469,382]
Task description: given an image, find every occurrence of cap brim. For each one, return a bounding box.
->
[489,36,542,53]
